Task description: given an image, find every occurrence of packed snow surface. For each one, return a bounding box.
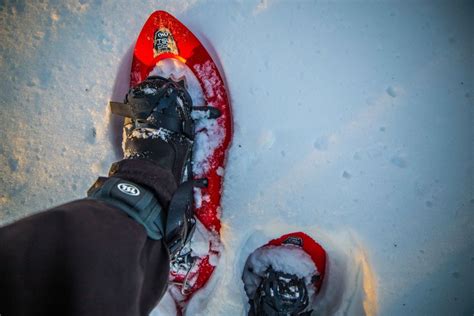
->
[1,1,473,315]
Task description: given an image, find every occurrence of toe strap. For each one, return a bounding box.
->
[110,101,155,120]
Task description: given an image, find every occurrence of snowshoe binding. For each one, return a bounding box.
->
[242,232,327,316]
[250,266,312,316]
[109,76,219,257]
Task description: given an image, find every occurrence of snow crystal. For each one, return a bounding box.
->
[130,127,171,140]
[193,61,220,99]
[216,166,225,176]
[149,59,204,105]
[192,118,225,176]
[194,188,203,209]
[176,97,183,107]
[142,87,157,94]
[193,188,211,209]
[208,253,219,267]
[122,128,172,159]
[189,218,218,258]
[191,109,210,120]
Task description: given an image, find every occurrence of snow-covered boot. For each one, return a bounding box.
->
[110,76,208,256]
[89,76,212,257]
[111,75,195,184]
[242,232,327,316]
[249,266,312,316]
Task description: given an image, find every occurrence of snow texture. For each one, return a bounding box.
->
[192,117,225,176]
[190,217,218,259]
[0,1,473,315]
[243,244,317,283]
[151,58,204,105]
[129,127,171,140]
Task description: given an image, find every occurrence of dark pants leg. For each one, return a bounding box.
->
[0,159,176,316]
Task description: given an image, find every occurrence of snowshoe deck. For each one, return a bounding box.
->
[131,10,232,312]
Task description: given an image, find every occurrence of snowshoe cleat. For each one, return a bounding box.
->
[250,266,311,316]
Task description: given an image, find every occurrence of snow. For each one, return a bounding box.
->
[216,166,224,176]
[189,217,218,259]
[212,223,378,316]
[129,127,171,140]
[142,87,157,95]
[192,117,225,176]
[193,61,222,101]
[150,59,204,105]
[243,244,318,282]
[1,1,473,316]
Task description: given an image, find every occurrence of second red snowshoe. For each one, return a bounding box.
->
[242,232,327,316]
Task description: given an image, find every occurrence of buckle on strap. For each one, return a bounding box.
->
[87,177,165,240]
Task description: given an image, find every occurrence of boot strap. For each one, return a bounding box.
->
[87,177,165,241]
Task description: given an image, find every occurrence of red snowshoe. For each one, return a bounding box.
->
[127,10,232,312]
[242,232,327,315]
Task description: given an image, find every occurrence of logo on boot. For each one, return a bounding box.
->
[117,183,140,196]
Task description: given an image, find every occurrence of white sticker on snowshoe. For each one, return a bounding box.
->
[282,236,303,247]
[153,28,179,57]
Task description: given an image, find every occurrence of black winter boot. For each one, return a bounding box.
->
[88,76,214,257]
[111,76,195,184]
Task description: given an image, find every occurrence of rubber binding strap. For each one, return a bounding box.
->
[87,177,165,240]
